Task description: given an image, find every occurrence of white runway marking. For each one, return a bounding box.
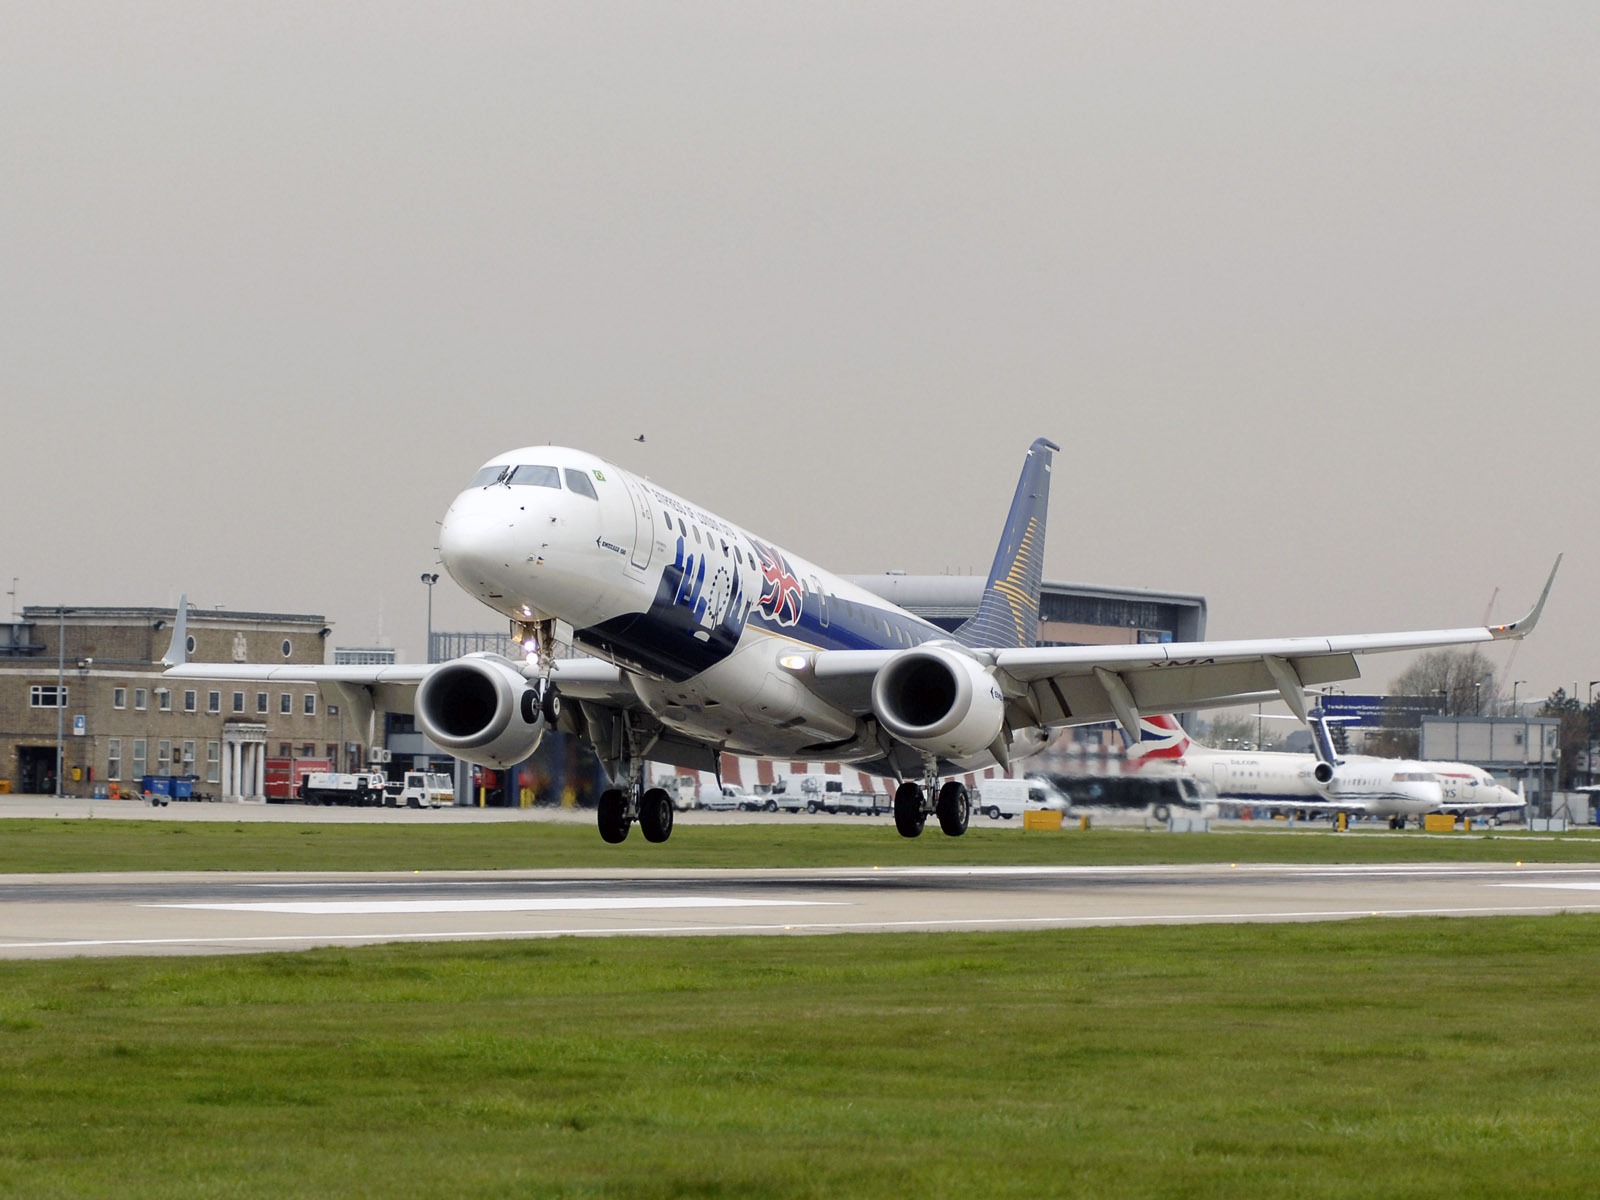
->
[147,895,836,916]
[1495,881,1600,892]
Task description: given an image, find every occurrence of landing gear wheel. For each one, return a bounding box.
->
[936,781,970,837]
[893,782,926,839]
[639,787,675,843]
[598,788,631,843]
[541,685,561,725]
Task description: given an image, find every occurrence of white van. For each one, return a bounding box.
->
[970,778,1069,821]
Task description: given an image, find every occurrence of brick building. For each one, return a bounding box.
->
[1,604,359,798]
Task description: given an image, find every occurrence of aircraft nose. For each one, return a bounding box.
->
[439,488,524,595]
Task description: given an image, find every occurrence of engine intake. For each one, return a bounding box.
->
[416,654,546,769]
[871,644,1006,760]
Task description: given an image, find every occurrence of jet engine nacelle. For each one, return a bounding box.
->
[1313,762,1337,787]
[871,644,1006,760]
[415,654,546,769]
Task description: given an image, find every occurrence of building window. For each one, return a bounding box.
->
[279,743,291,757]
[107,738,122,782]
[279,692,292,715]
[134,687,147,710]
[113,688,127,710]
[181,740,196,774]
[183,690,197,714]
[302,744,315,757]
[303,693,317,716]
[281,639,292,658]
[256,692,268,714]
[206,741,220,785]
[29,685,68,708]
[131,739,147,782]
[232,691,244,713]
[157,740,172,774]
[157,689,172,712]
[207,691,221,715]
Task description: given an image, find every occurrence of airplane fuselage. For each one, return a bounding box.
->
[437,446,1009,767]
[1147,748,1515,818]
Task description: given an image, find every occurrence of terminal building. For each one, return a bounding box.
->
[0,605,356,799]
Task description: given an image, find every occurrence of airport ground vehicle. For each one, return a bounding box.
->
[969,777,1069,820]
[1034,773,1213,823]
[744,784,778,812]
[659,775,702,811]
[297,772,388,806]
[768,774,884,815]
[699,784,754,811]
[383,771,455,808]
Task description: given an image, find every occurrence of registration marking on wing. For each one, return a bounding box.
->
[146,896,837,916]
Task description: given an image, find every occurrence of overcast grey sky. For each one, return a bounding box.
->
[4,2,1595,706]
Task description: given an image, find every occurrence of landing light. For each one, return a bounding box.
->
[778,654,810,671]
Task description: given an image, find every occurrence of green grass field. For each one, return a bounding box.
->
[5,822,1600,1197]
[2,918,1600,1198]
[2,818,1600,874]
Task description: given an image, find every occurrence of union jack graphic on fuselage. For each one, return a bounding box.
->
[753,539,804,627]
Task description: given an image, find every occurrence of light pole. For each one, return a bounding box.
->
[1511,680,1525,716]
[420,573,439,664]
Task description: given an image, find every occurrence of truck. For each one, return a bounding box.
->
[969,777,1069,820]
[770,774,885,815]
[659,774,703,811]
[383,771,456,809]
[297,772,389,806]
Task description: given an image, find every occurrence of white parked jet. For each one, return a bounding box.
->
[1126,714,1527,827]
[164,439,1557,844]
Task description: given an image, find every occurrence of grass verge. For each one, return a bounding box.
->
[0,819,1599,874]
[1,917,1599,1198]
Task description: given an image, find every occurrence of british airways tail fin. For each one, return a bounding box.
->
[954,437,1058,649]
[1123,714,1196,766]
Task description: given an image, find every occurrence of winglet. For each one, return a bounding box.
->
[160,594,189,667]
[1489,555,1561,640]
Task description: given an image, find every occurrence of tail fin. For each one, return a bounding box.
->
[1123,714,1195,767]
[1308,709,1342,766]
[159,594,189,668]
[954,437,1058,649]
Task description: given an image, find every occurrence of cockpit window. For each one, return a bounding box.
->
[564,468,599,500]
[508,465,562,489]
[469,465,509,488]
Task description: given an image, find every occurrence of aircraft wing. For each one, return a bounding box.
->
[808,556,1561,738]
[162,655,633,711]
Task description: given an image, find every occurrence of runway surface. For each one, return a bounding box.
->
[5,861,1600,959]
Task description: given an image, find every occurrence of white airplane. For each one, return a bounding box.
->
[164,439,1557,844]
[1126,714,1527,827]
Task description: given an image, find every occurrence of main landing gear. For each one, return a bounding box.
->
[597,783,675,844]
[893,778,970,839]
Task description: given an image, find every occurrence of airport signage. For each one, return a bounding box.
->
[1318,694,1441,728]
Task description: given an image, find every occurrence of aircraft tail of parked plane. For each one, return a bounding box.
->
[164,436,1557,844]
[1125,714,1194,766]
